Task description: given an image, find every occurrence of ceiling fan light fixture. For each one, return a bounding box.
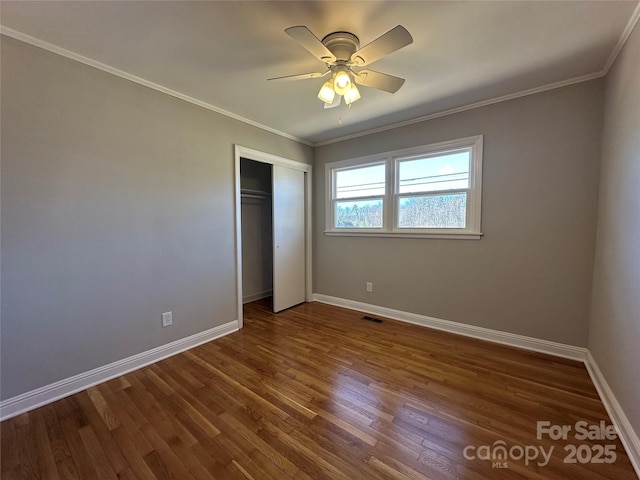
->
[318,80,336,104]
[274,25,412,109]
[344,83,361,105]
[333,66,351,96]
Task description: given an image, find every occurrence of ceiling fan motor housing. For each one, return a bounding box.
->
[321,32,360,63]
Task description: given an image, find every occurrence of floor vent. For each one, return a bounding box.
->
[362,315,383,323]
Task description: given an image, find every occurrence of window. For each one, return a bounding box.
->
[325,135,483,239]
[334,163,385,229]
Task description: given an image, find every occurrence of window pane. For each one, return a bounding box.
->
[335,199,383,228]
[398,151,469,193]
[398,194,467,228]
[335,164,385,199]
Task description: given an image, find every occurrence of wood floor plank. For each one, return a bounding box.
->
[110,426,157,480]
[216,410,311,480]
[99,383,154,457]
[86,387,120,431]
[77,425,119,480]
[15,415,43,480]
[1,413,20,474]
[32,409,62,480]
[72,389,130,474]
[58,414,99,480]
[139,423,198,480]
[1,298,637,479]
[53,457,82,480]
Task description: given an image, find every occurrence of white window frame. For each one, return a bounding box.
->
[329,160,388,233]
[325,135,483,239]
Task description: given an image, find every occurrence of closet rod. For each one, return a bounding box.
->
[241,188,271,200]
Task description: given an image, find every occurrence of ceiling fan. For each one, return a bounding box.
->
[268,25,413,108]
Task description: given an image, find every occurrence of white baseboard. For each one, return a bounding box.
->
[312,294,587,361]
[0,320,239,421]
[584,351,640,478]
[243,289,272,304]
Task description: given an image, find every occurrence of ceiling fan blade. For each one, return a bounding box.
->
[324,94,342,109]
[350,25,413,66]
[354,70,406,93]
[285,26,336,63]
[267,71,329,81]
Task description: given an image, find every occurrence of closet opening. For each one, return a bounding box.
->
[240,158,274,307]
[234,145,312,327]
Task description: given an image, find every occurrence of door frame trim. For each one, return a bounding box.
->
[234,145,312,328]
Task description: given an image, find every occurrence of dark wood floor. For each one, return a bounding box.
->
[1,299,637,479]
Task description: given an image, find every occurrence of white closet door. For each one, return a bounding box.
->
[272,165,306,312]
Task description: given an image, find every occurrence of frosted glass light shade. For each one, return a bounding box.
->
[318,81,335,103]
[333,67,351,96]
[344,84,361,105]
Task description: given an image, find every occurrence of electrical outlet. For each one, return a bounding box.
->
[366,282,373,293]
[162,311,173,327]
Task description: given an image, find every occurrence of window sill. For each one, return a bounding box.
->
[324,231,482,240]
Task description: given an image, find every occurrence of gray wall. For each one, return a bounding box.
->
[0,36,312,400]
[314,80,604,346]
[588,24,640,434]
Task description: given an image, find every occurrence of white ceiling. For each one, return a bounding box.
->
[2,1,639,145]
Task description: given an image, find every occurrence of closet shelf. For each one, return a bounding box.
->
[241,189,271,199]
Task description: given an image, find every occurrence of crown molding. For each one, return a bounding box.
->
[603,1,640,75]
[0,26,313,147]
[312,70,604,147]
